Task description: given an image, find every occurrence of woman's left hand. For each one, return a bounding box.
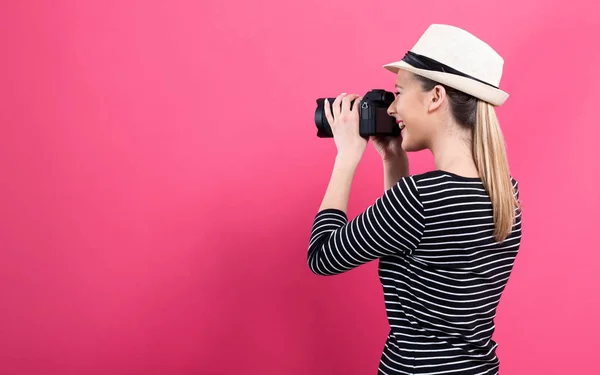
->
[324,92,367,165]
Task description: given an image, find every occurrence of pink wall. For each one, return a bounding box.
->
[1,0,599,374]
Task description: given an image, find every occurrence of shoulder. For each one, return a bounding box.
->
[400,170,489,202]
[387,171,452,207]
[406,170,521,199]
[394,170,448,186]
[410,170,449,184]
[390,171,449,197]
[404,170,467,189]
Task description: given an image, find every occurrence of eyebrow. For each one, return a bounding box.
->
[395,84,403,89]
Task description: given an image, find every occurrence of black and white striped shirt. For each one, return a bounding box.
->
[308,170,522,375]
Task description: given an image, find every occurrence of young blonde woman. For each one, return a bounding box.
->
[308,24,522,374]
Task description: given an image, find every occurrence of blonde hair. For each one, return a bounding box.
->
[413,73,520,243]
[473,100,520,242]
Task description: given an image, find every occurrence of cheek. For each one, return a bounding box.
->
[396,100,415,122]
[403,97,426,124]
[395,100,408,118]
[399,98,427,145]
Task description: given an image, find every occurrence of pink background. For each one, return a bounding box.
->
[1,0,599,374]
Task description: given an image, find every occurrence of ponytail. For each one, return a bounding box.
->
[473,100,520,243]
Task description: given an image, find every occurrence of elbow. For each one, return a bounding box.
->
[309,264,339,277]
[307,233,346,276]
[307,252,345,277]
[307,255,333,276]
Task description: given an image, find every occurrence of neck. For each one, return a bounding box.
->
[430,128,479,178]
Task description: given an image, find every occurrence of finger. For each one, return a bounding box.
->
[342,94,360,114]
[351,96,363,117]
[323,99,335,128]
[332,92,346,119]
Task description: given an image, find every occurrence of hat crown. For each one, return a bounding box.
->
[410,24,504,87]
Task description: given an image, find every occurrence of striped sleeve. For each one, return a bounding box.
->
[307,176,425,276]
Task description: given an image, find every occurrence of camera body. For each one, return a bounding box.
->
[314,89,399,138]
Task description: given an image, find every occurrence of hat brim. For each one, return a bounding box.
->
[382,60,509,106]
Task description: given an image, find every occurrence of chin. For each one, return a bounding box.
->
[401,137,420,152]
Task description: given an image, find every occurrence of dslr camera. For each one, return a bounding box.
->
[314,89,399,138]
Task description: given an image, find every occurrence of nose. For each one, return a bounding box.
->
[387,102,395,116]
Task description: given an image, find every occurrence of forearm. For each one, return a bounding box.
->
[383,156,409,191]
[318,154,359,213]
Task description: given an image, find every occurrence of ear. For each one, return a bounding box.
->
[427,85,446,112]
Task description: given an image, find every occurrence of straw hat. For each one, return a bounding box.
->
[383,24,509,106]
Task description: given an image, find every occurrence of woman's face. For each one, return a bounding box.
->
[387,70,441,152]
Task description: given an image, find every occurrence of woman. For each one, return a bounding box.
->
[307,24,522,374]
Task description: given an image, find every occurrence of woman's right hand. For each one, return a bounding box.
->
[372,135,410,190]
[370,135,407,164]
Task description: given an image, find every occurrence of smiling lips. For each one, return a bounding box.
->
[397,120,405,130]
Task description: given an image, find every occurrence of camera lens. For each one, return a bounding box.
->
[314,98,336,138]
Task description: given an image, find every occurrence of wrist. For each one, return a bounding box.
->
[383,153,408,166]
[335,152,361,170]
[383,155,409,176]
